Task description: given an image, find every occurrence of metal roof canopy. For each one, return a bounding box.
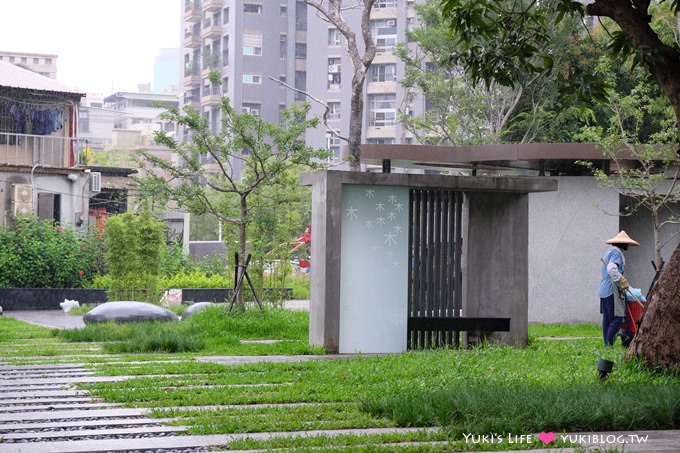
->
[357,143,671,175]
[0,59,83,95]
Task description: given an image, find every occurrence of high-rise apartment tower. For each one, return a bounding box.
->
[180,0,422,160]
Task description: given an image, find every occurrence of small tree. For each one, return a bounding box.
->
[103,207,166,302]
[137,99,329,308]
[578,66,680,271]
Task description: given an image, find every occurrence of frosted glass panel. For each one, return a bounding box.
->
[339,185,409,353]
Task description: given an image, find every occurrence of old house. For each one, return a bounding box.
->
[0,59,93,227]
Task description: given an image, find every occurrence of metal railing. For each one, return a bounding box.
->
[0,132,84,167]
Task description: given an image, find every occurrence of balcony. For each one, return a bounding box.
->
[183,62,201,87]
[201,52,221,77]
[203,0,221,12]
[183,30,202,49]
[184,1,202,22]
[202,21,222,40]
[0,132,84,168]
[201,84,222,107]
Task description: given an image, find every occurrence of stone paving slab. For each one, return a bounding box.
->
[0,427,437,453]
[2,425,188,440]
[0,390,85,398]
[0,418,176,431]
[0,364,88,371]
[0,402,119,413]
[0,376,128,386]
[0,408,151,422]
[0,397,94,405]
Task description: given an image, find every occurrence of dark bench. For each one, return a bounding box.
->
[408,316,511,349]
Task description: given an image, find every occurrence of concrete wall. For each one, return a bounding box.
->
[528,177,618,323]
[528,176,680,324]
[467,192,529,345]
[302,170,556,353]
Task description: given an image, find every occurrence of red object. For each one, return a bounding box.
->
[299,259,310,268]
[621,301,645,335]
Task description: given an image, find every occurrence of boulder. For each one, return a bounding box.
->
[182,302,217,319]
[83,301,179,324]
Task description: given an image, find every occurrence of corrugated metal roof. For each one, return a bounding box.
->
[0,59,83,95]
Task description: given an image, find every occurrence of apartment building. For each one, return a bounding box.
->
[181,1,297,136]
[0,51,58,79]
[179,0,422,160]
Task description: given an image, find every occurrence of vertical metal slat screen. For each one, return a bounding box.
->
[408,189,464,349]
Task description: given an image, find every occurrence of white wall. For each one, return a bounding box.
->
[528,177,619,323]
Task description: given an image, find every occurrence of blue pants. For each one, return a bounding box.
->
[601,295,624,346]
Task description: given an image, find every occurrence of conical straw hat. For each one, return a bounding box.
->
[605,231,640,247]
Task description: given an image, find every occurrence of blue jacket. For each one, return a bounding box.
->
[599,247,624,298]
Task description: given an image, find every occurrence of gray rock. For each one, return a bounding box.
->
[83,301,179,324]
[182,302,217,318]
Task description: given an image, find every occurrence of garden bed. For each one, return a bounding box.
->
[0,287,294,311]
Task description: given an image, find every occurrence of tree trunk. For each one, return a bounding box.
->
[626,242,680,368]
[305,0,376,170]
[234,197,248,310]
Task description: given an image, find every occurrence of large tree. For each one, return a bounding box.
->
[399,0,589,145]
[137,100,329,307]
[305,0,376,170]
[439,0,680,367]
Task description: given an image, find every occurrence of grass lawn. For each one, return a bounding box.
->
[1,309,678,452]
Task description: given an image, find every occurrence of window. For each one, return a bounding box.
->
[295,71,307,101]
[327,57,341,88]
[223,7,229,23]
[369,64,397,82]
[78,109,90,133]
[243,30,262,56]
[328,102,341,120]
[242,73,262,84]
[280,5,287,16]
[244,3,262,14]
[295,43,307,59]
[367,138,396,144]
[374,0,397,7]
[295,1,307,31]
[326,132,341,159]
[328,28,342,47]
[368,94,397,127]
[371,19,397,52]
[242,103,261,116]
[222,36,230,63]
[280,34,287,59]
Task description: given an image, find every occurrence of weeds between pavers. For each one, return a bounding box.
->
[2,311,678,452]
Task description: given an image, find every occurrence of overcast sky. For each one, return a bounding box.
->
[0,0,180,95]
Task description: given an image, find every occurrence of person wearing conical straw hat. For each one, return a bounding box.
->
[599,231,640,346]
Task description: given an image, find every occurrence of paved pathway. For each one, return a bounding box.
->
[2,308,679,452]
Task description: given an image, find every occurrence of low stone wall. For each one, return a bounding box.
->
[0,287,294,311]
[0,288,108,311]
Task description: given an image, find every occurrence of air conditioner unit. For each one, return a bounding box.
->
[250,108,259,116]
[280,35,287,42]
[328,65,339,73]
[387,19,397,26]
[12,184,33,216]
[90,172,101,192]
[242,107,251,114]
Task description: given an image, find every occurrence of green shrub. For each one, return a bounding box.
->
[103,208,166,302]
[0,216,103,288]
[162,269,230,288]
